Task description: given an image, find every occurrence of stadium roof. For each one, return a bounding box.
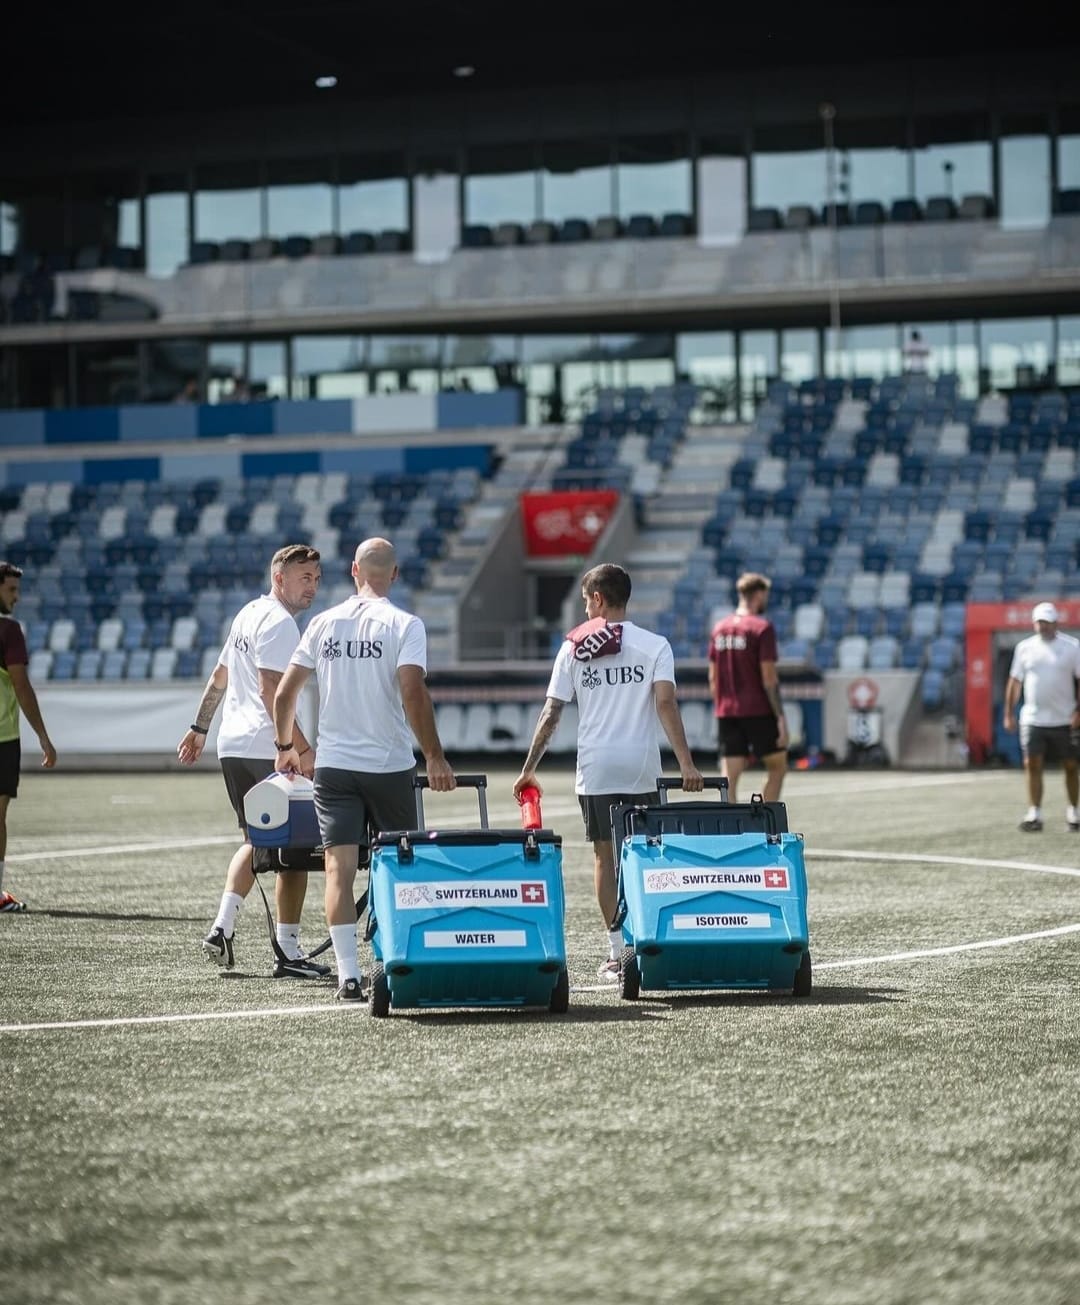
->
[5,2,1071,128]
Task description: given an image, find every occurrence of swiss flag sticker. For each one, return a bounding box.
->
[764,868,789,890]
[521,882,547,904]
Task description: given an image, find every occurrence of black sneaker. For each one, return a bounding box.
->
[335,976,366,1001]
[1019,817,1043,832]
[202,926,235,969]
[274,954,332,980]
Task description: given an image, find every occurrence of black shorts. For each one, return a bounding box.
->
[579,790,659,843]
[717,715,782,760]
[313,765,417,850]
[221,756,276,832]
[1020,723,1080,763]
[0,738,20,798]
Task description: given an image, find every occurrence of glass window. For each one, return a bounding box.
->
[837,118,910,207]
[677,331,736,420]
[413,149,458,262]
[616,133,691,220]
[195,162,263,244]
[1057,107,1080,194]
[339,152,408,236]
[979,317,1054,391]
[1000,116,1050,228]
[248,342,288,400]
[0,201,16,256]
[1057,315,1080,386]
[739,329,779,419]
[266,158,334,239]
[68,171,141,254]
[370,335,441,394]
[146,173,189,277]
[540,140,614,225]
[465,143,538,227]
[146,339,203,404]
[913,115,991,205]
[292,334,369,398]
[899,321,978,395]
[751,123,829,214]
[781,329,819,385]
[442,335,520,392]
[521,335,593,424]
[208,341,248,404]
[825,325,901,381]
[697,133,746,244]
[73,341,139,406]
[0,182,63,254]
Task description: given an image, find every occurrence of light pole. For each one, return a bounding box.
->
[820,102,842,375]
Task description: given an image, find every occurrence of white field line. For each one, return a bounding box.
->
[0,1004,364,1033]
[814,922,1080,971]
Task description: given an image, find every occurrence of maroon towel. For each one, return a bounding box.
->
[567,617,623,662]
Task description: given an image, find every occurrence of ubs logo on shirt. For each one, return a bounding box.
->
[581,665,645,688]
[321,635,383,660]
[233,634,251,653]
[714,634,748,651]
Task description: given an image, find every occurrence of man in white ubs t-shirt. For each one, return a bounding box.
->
[514,562,703,981]
[272,537,455,1002]
[1004,601,1080,832]
[177,544,325,976]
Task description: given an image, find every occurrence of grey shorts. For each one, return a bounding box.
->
[1020,723,1080,763]
[220,756,276,832]
[579,790,659,843]
[313,765,417,849]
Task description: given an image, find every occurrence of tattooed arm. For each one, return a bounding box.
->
[176,663,227,765]
[513,697,566,798]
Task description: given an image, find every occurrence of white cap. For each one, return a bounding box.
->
[1032,602,1060,623]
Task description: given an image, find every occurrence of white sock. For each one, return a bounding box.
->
[608,929,623,959]
[330,923,360,983]
[1068,805,1079,821]
[1025,806,1041,821]
[0,859,5,893]
[212,892,245,938]
[276,922,302,960]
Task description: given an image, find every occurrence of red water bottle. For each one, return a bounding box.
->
[519,784,543,830]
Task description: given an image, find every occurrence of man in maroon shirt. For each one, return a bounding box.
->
[707,572,788,802]
[0,561,58,912]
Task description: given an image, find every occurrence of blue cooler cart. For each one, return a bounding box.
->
[367,775,568,1017]
[612,779,811,1000]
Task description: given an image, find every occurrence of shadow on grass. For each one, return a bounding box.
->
[648,984,902,1009]
[392,1003,670,1025]
[35,909,206,924]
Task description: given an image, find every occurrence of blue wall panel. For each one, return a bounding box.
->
[84,457,161,484]
[45,408,120,444]
[320,447,405,474]
[405,444,493,474]
[0,411,47,447]
[241,451,321,478]
[119,404,200,442]
[160,452,242,482]
[274,399,353,436]
[436,389,524,429]
[5,459,86,486]
[198,402,275,438]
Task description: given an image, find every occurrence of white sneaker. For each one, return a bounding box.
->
[596,958,620,983]
[1068,807,1079,832]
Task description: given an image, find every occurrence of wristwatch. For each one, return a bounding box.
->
[274,741,293,752]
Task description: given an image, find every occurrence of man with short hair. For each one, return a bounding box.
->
[1003,601,1080,832]
[272,537,456,1002]
[177,544,326,975]
[708,571,789,803]
[514,562,703,982]
[0,561,58,913]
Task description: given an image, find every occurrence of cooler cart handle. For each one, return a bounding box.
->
[656,776,728,804]
[412,773,489,830]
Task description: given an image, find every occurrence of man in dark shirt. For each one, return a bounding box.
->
[707,572,788,802]
[0,561,58,912]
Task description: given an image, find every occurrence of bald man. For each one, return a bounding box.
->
[273,537,455,1001]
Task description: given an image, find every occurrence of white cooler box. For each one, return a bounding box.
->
[244,773,321,849]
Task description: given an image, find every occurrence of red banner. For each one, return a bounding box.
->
[520,490,619,557]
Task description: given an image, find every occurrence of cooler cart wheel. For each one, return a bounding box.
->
[369,963,390,1018]
[549,967,570,1013]
[793,950,812,998]
[620,945,640,1000]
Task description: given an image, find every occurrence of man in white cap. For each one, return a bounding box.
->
[1003,602,1080,832]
